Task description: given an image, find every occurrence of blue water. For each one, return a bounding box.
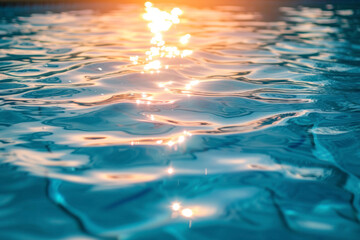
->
[1,2,360,239]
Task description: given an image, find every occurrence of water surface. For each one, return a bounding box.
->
[1,2,360,240]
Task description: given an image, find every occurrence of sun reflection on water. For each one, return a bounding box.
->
[170,201,217,220]
[130,2,193,72]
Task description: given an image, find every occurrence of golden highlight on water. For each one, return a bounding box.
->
[130,2,193,73]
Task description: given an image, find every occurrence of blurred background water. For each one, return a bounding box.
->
[0,1,360,239]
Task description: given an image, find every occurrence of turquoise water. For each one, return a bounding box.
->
[1,2,360,239]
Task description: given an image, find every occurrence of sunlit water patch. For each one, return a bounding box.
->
[0,2,360,239]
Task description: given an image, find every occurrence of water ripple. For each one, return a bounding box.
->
[0,2,360,240]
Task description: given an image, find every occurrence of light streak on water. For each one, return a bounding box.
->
[130,2,193,71]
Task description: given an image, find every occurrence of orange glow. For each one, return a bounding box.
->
[180,34,191,44]
[130,2,192,72]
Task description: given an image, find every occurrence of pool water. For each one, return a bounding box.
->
[1,2,360,239]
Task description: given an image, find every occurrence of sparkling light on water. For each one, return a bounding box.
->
[172,202,181,211]
[130,2,193,71]
[167,167,174,174]
[181,208,193,218]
